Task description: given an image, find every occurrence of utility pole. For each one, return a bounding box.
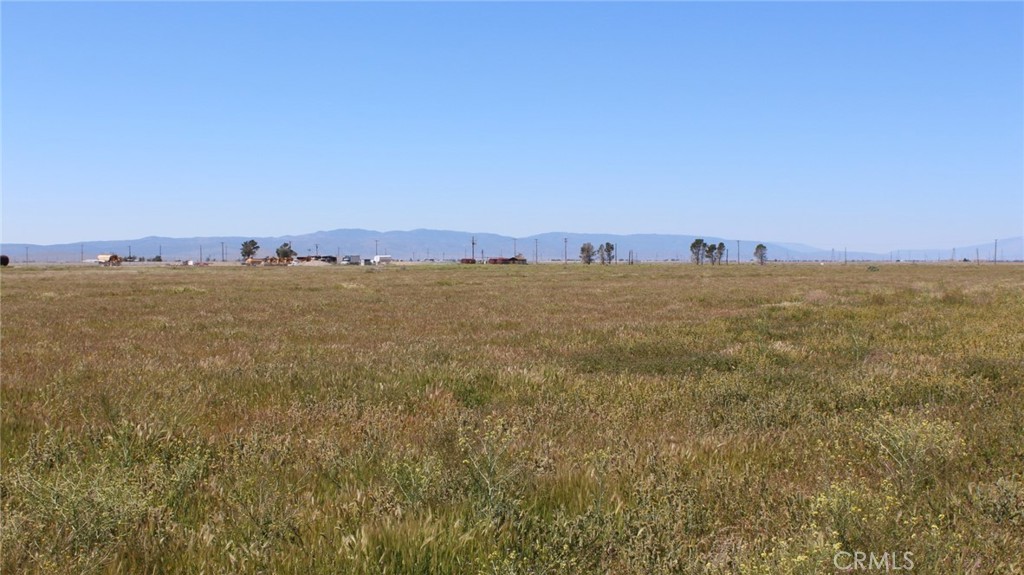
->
[128,245,132,259]
[375,239,379,256]
[994,239,998,263]
[471,236,476,261]
[199,245,203,262]
[563,238,567,264]
[534,239,538,263]
[221,242,225,262]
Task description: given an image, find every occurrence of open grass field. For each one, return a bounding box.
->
[2,262,1022,574]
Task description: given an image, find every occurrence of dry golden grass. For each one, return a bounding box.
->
[2,262,1022,573]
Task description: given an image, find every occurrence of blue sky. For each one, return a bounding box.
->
[3,1,1022,252]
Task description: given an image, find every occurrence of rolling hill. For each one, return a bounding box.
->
[2,229,1020,264]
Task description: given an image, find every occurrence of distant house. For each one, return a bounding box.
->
[486,255,528,265]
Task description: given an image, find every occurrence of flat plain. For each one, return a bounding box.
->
[1,262,1022,574]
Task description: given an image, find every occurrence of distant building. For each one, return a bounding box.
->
[372,255,393,265]
[486,255,528,265]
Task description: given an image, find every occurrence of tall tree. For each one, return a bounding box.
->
[276,242,298,259]
[690,239,705,265]
[754,244,768,265]
[598,242,615,264]
[579,242,596,265]
[715,242,726,265]
[241,240,260,259]
[705,243,716,265]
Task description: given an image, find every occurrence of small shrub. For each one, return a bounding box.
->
[969,477,1024,526]
[808,479,901,550]
[864,413,965,491]
[458,415,525,525]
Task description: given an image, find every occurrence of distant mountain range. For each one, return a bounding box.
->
[2,229,1021,263]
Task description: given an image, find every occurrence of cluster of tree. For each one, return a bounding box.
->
[240,240,297,260]
[689,239,768,265]
[579,242,616,265]
[690,239,726,265]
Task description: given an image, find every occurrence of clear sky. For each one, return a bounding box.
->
[3,1,1022,252]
